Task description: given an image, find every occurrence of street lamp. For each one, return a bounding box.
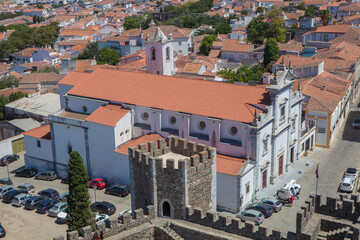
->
[93,185,96,202]
[6,161,10,180]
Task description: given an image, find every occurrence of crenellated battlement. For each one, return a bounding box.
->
[185,206,282,240]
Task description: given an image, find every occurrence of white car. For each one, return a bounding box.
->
[340,177,355,193]
[118,209,132,222]
[345,168,359,179]
[96,214,109,223]
[56,210,67,224]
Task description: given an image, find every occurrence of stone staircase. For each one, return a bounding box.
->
[317,226,351,240]
[163,226,184,240]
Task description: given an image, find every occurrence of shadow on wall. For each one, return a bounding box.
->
[342,111,360,143]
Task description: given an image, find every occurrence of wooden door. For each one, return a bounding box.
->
[278,155,283,176]
[262,170,267,189]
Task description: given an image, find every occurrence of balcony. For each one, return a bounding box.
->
[301,120,316,138]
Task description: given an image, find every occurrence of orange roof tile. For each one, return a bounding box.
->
[314,25,351,33]
[86,104,130,127]
[58,71,91,86]
[66,68,270,123]
[115,134,162,154]
[221,39,253,52]
[23,125,51,140]
[216,154,246,176]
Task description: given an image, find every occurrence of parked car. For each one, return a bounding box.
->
[12,193,33,207]
[59,192,69,202]
[89,178,106,190]
[261,198,283,212]
[15,168,37,178]
[0,223,5,238]
[345,168,359,179]
[48,202,68,217]
[236,209,264,225]
[96,214,109,223]
[340,177,355,193]
[353,118,360,128]
[38,189,59,200]
[118,209,132,222]
[36,199,60,214]
[2,189,28,203]
[246,202,273,218]
[90,201,116,215]
[16,183,35,193]
[35,171,57,181]
[0,154,19,166]
[0,178,13,186]
[24,196,48,210]
[105,185,130,197]
[56,209,68,224]
[0,185,15,198]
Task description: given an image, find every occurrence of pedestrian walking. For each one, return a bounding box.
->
[100,231,104,240]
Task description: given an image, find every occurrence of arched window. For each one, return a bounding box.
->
[166,47,170,61]
[151,47,156,60]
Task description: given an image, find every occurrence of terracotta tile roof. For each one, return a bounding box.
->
[0,88,35,97]
[23,124,51,140]
[304,0,329,5]
[221,39,254,52]
[66,68,270,123]
[60,29,95,37]
[180,62,203,74]
[274,55,323,69]
[119,58,146,70]
[115,133,162,154]
[216,154,246,176]
[19,73,65,83]
[14,47,42,57]
[122,25,189,39]
[315,41,360,62]
[329,27,360,45]
[322,58,354,71]
[86,104,130,127]
[314,25,351,34]
[338,2,360,12]
[278,40,303,52]
[58,71,91,86]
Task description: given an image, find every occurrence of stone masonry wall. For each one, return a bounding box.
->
[168,137,216,213]
[52,205,156,240]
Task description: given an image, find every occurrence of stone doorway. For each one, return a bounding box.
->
[162,201,171,217]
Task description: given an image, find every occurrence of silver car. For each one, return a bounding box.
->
[16,183,35,193]
[0,185,14,198]
[261,198,283,212]
[353,118,360,128]
[12,193,33,207]
[48,202,68,217]
[340,177,355,193]
[236,209,264,225]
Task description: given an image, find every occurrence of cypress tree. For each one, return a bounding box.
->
[263,38,279,68]
[67,151,93,232]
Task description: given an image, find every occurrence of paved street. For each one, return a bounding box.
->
[259,96,360,236]
[0,154,131,240]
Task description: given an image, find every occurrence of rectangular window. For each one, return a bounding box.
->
[291,119,296,132]
[178,50,182,53]
[280,106,285,123]
[178,41,182,46]
[317,119,326,133]
[37,140,41,148]
[246,182,250,194]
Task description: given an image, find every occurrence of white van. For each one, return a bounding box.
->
[277,179,301,200]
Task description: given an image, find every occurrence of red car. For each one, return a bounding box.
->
[89,178,106,189]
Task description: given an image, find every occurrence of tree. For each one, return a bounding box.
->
[246,14,268,44]
[256,6,267,14]
[67,151,94,232]
[97,47,120,65]
[241,10,249,16]
[217,64,265,83]
[304,4,319,17]
[77,42,100,60]
[320,10,332,26]
[0,41,16,57]
[263,38,279,67]
[266,8,286,43]
[0,75,19,90]
[199,35,216,56]
[123,17,140,30]
[215,22,232,34]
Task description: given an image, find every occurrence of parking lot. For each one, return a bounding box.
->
[0,153,131,239]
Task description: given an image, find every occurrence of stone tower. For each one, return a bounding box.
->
[128,136,217,219]
[145,27,175,76]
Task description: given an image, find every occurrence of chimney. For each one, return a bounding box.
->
[322,85,326,91]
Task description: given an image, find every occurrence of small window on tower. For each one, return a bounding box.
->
[166,47,170,61]
[151,47,156,60]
